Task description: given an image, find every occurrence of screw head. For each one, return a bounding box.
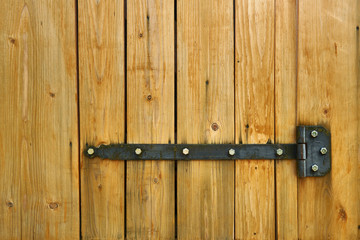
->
[311,164,319,172]
[229,149,236,156]
[87,148,95,155]
[276,148,284,156]
[311,130,318,138]
[320,147,328,155]
[135,148,142,155]
[182,148,189,155]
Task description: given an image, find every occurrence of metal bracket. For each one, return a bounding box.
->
[85,125,331,177]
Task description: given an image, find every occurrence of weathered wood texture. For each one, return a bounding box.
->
[0,1,79,239]
[357,5,360,239]
[79,0,125,239]
[275,0,298,239]
[297,0,359,239]
[1,1,359,239]
[177,0,235,238]
[235,0,275,238]
[126,0,175,239]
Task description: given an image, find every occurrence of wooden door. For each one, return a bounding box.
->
[0,0,359,239]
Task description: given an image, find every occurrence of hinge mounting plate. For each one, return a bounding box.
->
[84,125,331,177]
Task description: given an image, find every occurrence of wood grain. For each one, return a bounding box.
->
[297,0,359,239]
[357,6,360,239]
[126,0,175,238]
[177,0,234,238]
[274,0,298,239]
[79,0,125,238]
[235,0,275,238]
[0,1,79,239]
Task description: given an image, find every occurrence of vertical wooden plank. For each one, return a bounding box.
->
[79,0,125,238]
[177,0,234,238]
[235,0,275,239]
[275,0,298,239]
[298,0,359,239]
[357,8,360,239]
[0,1,79,239]
[126,0,175,239]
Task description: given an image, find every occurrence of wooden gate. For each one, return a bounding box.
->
[0,0,359,239]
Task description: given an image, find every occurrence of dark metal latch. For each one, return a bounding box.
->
[85,125,331,177]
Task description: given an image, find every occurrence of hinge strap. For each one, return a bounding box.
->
[84,125,331,177]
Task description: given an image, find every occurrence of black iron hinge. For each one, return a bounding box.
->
[84,125,331,177]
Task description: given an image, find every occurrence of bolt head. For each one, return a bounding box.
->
[311,164,319,172]
[135,148,142,155]
[87,148,95,155]
[229,149,236,156]
[182,148,189,155]
[276,148,284,156]
[320,147,328,155]
[311,130,318,138]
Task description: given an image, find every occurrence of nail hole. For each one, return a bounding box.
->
[139,33,143,38]
[153,178,159,184]
[147,95,152,101]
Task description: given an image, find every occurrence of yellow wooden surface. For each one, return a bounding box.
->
[297,0,359,239]
[0,0,79,239]
[177,0,235,238]
[79,0,125,238]
[0,1,359,239]
[357,6,360,239]
[126,0,175,238]
[274,0,298,239]
[235,0,275,238]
